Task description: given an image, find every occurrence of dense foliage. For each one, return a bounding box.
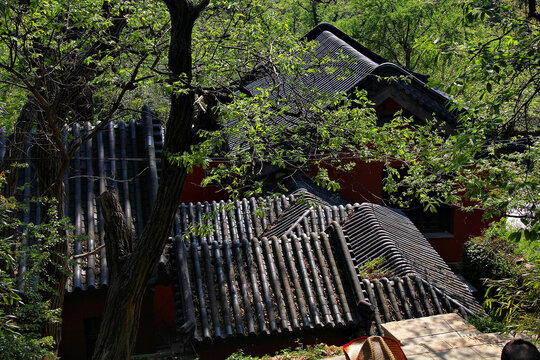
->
[0,173,71,359]
[463,227,520,292]
[462,221,540,342]
[485,261,540,341]
[463,221,539,340]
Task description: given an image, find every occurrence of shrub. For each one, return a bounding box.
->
[484,260,540,341]
[358,256,391,279]
[462,235,519,293]
[0,173,69,359]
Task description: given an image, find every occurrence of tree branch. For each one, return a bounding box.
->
[194,0,210,17]
[71,244,106,260]
[528,0,540,19]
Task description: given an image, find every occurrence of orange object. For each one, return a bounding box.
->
[343,336,408,360]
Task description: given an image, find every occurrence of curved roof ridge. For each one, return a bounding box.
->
[346,203,481,314]
[316,30,379,67]
[344,203,416,277]
[304,23,388,65]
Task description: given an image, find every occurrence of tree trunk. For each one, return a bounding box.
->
[529,0,539,19]
[91,2,208,359]
[311,1,319,26]
[404,43,411,70]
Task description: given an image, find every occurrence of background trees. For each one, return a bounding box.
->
[419,0,539,235]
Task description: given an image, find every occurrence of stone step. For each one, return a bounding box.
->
[381,313,481,345]
[380,313,515,360]
[401,333,511,360]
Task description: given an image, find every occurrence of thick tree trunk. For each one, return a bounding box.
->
[92,2,208,359]
[529,0,539,19]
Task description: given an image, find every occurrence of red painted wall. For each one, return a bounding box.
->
[153,284,177,345]
[180,166,228,204]
[428,207,487,262]
[327,160,384,204]
[328,158,487,262]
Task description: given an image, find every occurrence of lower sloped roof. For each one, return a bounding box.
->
[360,275,480,336]
[340,203,482,315]
[172,232,367,342]
[171,190,482,346]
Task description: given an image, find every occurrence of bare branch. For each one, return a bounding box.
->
[71,244,105,260]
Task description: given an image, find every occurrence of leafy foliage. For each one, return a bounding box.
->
[484,260,540,341]
[463,221,539,340]
[376,0,540,241]
[0,173,72,359]
[468,312,506,334]
[336,0,464,71]
[225,343,342,360]
[0,0,170,129]
[462,235,519,292]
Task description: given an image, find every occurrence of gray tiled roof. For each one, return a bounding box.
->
[172,191,482,343]
[303,23,454,115]
[341,203,482,315]
[1,105,163,292]
[229,23,456,152]
[360,275,478,335]
[243,23,453,109]
[172,190,353,243]
[172,231,367,341]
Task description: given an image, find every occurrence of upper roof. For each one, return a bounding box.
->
[248,23,453,113]
[229,23,456,152]
[303,23,455,120]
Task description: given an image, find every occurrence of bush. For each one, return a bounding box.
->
[484,261,540,341]
[468,312,505,334]
[358,256,391,279]
[462,235,519,293]
[0,173,68,359]
[463,222,539,340]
